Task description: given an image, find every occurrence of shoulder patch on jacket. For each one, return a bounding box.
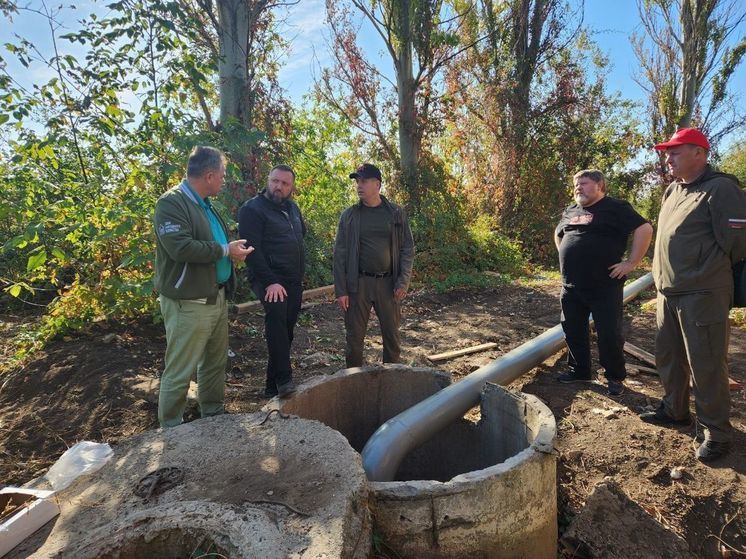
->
[157,221,181,235]
[728,218,746,229]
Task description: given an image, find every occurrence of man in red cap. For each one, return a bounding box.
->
[333,163,415,367]
[641,128,746,462]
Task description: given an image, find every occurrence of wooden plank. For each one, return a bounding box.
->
[631,365,658,376]
[629,364,741,392]
[300,284,336,301]
[623,342,656,367]
[427,342,499,362]
[231,284,335,315]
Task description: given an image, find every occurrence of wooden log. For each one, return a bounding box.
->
[629,363,741,392]
[623,342,656,367]
[427,342,499,362]
[631,365,658,376]
[231,284,335,315]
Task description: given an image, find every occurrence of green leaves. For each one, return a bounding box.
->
[26,250,47,272]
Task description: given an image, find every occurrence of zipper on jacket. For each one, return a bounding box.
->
[281,208,304,274]
[174,262,188,289]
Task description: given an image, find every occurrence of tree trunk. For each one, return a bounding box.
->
[217,0,250,127]
[678,0,699,128]
[501,0,550,225]
[396,0,420,209]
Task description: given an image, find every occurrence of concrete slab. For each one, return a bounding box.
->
[10,414,370,559]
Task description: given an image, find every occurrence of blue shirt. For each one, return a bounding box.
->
[182,180,231,284]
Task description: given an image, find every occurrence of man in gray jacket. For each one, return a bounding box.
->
[333,163,415,367]
[641,128,746,462]
[154,146,253,427]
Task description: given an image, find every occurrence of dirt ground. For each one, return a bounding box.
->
[1,275,745,558]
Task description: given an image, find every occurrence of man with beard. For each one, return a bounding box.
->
[555,169,652,396]
[238,165,306,398]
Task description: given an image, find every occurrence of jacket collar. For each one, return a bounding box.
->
[357,194,393,210]
[180,179,211,210]
[679,164,714,188]
[258,188,291,210]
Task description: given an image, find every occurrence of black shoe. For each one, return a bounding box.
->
[695,440,730,462]
[557,371,594,383]
[263,387,279,398]
[607,380,624,396]
[277,381,297,398]
[639,405,691,425]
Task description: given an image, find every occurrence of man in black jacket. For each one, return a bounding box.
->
[238,165,306,398]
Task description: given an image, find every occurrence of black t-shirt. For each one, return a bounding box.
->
[556,196,647,288]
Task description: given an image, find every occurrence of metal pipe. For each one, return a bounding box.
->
[362,272,655,481]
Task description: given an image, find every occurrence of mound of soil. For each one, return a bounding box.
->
[1,277,744,557]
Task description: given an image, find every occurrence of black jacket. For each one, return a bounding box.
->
[238,190,306,287]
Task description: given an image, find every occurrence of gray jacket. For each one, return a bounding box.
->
[653,165,746,294]
[333,195,415,296]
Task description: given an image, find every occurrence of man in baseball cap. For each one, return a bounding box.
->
[349,163,383,181]
[653,127,710,151]
[641,128,746,463]
[334,163,414,367]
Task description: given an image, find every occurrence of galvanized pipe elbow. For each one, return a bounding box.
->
[362,273,655,481]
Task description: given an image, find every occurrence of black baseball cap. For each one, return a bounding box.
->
[349,163,382,181]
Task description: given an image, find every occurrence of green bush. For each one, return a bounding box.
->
[412,190,526,286]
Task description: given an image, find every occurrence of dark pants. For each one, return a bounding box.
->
[345,275,401,367]
[656,289,732,442]
[560,284,626,381]
[253,281,303,392]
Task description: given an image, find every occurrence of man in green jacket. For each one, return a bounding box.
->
[333,163,415,367]
[641,128,746,462]
[154,146,253,428]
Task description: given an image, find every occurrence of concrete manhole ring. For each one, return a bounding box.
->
[133,466,185,499]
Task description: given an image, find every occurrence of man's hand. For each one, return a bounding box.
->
[394,287,407,302]
[229,239,254,262]
[337,295,349,312]
[611,223,652,279]
[264,283,287,303]
[608,260,635,279]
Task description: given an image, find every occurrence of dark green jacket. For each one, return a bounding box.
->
[653,166,746,294]
[153,181,235,302]
[333,195,415,296]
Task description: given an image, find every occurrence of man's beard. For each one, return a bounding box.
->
[267,189,289,204]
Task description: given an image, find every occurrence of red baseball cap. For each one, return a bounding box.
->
[654,128,710,151]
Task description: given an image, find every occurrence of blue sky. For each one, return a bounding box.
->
[2,0,744,142]
[276,0,745,113]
